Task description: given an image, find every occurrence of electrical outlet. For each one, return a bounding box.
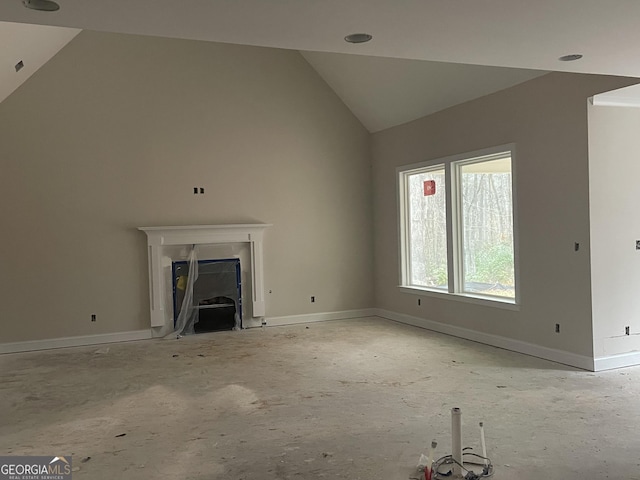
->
[636,240,640,250]
[91,314,97,322]
[574,242,580,252]
[625,326,630,336]
[311,296,315,303]
[418,298,421,306]
[555,323,560,333]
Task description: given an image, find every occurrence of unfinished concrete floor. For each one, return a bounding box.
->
[1,317,640,480]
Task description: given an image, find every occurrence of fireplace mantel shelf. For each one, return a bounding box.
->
[139,224,272,232]
[139,224,272,246]
[138,224,271,329]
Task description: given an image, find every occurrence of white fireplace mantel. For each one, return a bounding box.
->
[138,224,271,329]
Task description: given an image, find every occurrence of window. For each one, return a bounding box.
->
[398,146,517,304]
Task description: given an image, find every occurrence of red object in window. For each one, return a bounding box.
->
[424,180,436,196]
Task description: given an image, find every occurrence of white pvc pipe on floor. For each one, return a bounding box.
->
[480,422,487,466]
[451,407,463,477]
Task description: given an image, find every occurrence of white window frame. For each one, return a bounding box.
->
[397,144,520,309]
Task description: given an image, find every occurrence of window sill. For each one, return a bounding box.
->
[398,286,520,311]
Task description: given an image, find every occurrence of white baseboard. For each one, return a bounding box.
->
[0,330,153,354]
[375,308,595,371]
[264,308,377,327]
[3,310,616,372]
[594,351,640,371]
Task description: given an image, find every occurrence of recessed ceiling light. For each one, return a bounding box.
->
[559,54,583,62]
[22,0,60,12]
[344,33,372,44]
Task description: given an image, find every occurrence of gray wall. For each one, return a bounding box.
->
[0,31,374,343]
[588,104,640,358]
[3,28,637,362]
[372,72,635,357]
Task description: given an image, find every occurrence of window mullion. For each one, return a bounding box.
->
[445,162,457,293]
[451,161,464,294]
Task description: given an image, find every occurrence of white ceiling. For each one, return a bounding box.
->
[2,0,639,76]
[1,1,638,130]
[301,52,545,132]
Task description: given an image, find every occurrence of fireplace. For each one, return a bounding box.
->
[138,224,271,336]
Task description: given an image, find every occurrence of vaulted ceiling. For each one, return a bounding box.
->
[2,1,638,131]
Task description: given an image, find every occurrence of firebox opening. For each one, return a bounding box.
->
[172,258,242,334]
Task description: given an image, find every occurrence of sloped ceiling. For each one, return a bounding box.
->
[301,52,546,132]
[2,0,639,131]
[1,1,639,76]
